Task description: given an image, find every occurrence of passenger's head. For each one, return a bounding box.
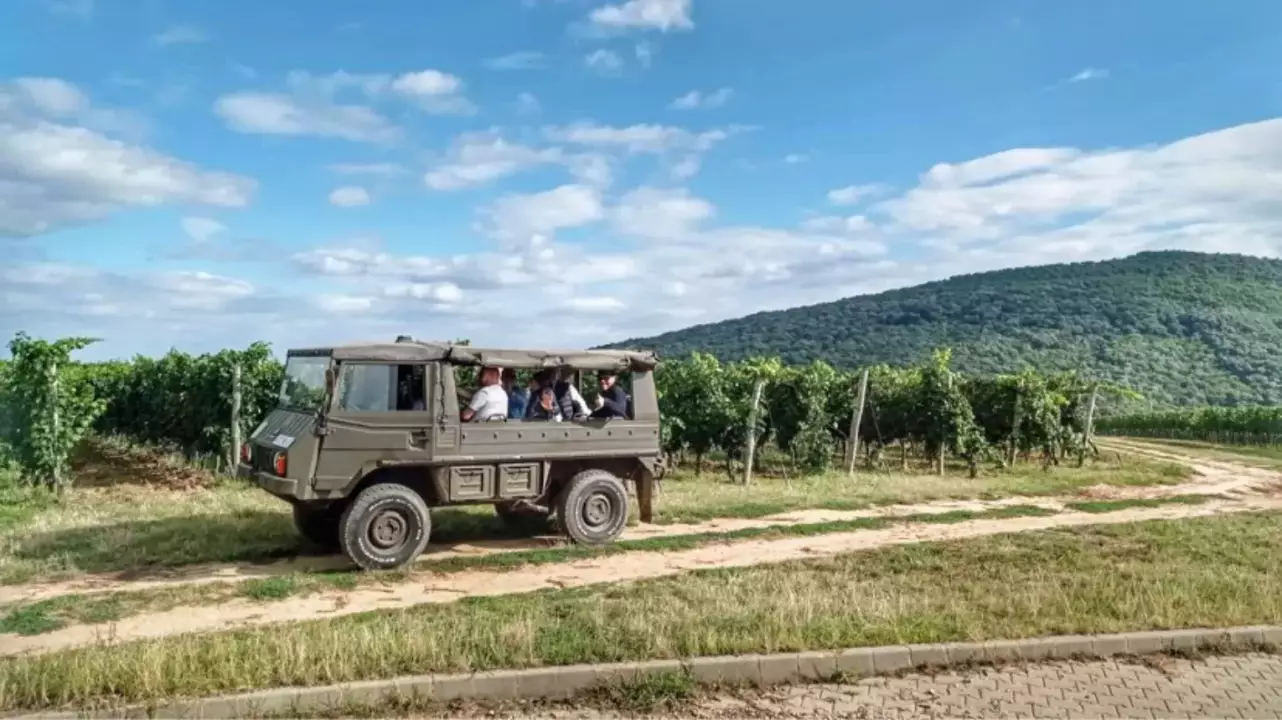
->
[479,367,501,386]
[598,372,617,390]
[501,368,517,388]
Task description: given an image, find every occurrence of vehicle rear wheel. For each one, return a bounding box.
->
[554,469,629,546]
[292,502,343,551]
[339,483,431,571]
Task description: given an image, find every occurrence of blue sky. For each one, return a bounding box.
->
[3,0,1282,361]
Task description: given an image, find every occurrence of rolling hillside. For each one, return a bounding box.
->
[605,251,1282,407]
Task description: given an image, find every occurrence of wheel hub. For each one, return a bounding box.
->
[369,509,408,549]
[582,493,612,527]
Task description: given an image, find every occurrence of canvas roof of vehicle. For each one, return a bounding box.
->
[287,340,659,373]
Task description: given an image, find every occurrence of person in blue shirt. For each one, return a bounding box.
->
[502,368,530,420]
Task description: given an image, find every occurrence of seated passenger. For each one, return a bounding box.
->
[462,366,508,422]
[590,371,629,419]
[553,368,591,420]
[503,368,529,420]
[527,386,561,421]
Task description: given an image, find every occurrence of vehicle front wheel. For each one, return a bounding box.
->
[554,469,629,546]
[339,483,432,571]
[292,502,343,551]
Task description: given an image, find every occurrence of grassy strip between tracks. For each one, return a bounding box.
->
[1,502,1077,636]
[2,503,1276,712]
[1111,437,1282,472]
[0,448,1188,586]
[0,496,1218,637]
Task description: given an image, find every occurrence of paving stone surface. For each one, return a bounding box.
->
[460,652,1282,719]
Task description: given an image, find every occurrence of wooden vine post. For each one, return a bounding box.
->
[229,363,243,473]
[49,360,62,491]
[938,372,952,476]
[1008,383,1023,467]
[1078,382,1099,466]
[846,368,869,476]
[742,376,766,486]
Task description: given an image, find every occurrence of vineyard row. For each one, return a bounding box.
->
[5,332,1272,488]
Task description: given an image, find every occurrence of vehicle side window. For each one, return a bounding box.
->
[395,364,427,411]
[336,363,396,412]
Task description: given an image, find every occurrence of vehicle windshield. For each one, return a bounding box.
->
[278,355,331,412]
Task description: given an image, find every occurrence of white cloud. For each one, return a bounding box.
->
[635,42,655,68]
[669,154,701,179]
[214,67,473,142]
[151,25,207,46]
[388,69,474,114]
[873,117,1282,264]
[485,184,605,241]
[0,79,254,238]
[564,296,626,313]
[329,186,371,207]
[312,294,376,314]
[827,183,884,206]
[1068,67,1109,83]
[613,186,713,238]
[544,121,732,155]
[485,52,546,71]
[11,78,87,116]
[384,281,464,305]
[181,216,226,243]
[669,87,732,110]
[214,92,399,143]
[515,92,541,116]
[589,0,693,32]
[424,132,562,191]
[784,153,808,165]
[585,49,624,75]
[389,69,461,97]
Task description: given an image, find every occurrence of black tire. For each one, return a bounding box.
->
[339,483,432,571]
[554,469,629,546]
[292,502,343,551]
[493,501,552,534]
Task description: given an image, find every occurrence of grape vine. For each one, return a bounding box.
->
[2,330,1135,484]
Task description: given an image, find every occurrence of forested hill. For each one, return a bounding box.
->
[604,251,1282,407]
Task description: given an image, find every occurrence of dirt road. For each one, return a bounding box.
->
[3,439,1278,659]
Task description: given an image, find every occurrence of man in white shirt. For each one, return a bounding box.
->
[462,367,508,422]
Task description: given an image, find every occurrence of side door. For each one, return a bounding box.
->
[312,361,434,491]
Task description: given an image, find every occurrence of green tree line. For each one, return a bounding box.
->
[3,333,1139,488]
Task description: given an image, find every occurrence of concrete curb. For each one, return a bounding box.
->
[17,626,1282,719]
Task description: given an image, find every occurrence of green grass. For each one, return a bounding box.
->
[1115,437,1282,472]
[652,455,1190,523]
[0,503,1072,633]
[0,451,1189,587]
[3,511,1279,711]
[1063,495,1215,514]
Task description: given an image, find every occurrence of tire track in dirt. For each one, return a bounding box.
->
[0,498,1067,606]
[5,495,1279,659]
[2,442,1273,606]
[1096,438,1282,498]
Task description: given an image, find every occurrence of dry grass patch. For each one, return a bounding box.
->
[1112,437,1282,472]
[1,511,1277,712]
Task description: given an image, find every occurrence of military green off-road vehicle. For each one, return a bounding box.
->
[237,339,661,570]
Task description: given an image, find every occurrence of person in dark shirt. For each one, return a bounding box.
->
[590,371,630,419]
[502,368,529,420]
